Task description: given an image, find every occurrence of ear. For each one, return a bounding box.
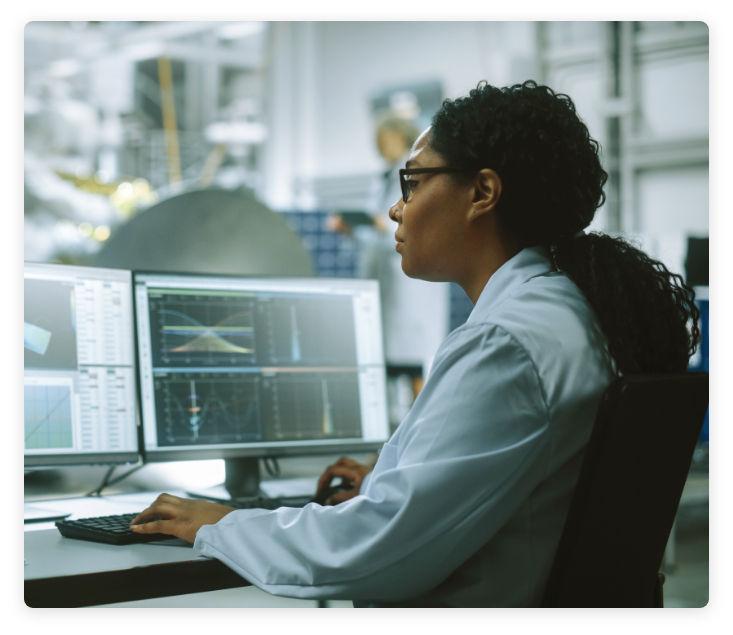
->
[468,169,502,221]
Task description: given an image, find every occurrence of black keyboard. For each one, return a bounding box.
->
[56,513,177,545]
[55,497,314,545]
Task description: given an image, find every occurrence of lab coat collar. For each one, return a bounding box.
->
[466,246,557,324]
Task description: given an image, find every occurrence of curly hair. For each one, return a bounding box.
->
[430,80,699,375]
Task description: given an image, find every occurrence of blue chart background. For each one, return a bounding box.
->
[688,296,709,442]
[279,211,475,334]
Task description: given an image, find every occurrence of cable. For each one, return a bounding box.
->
[85,464,145,497]
[86,466,116,497]
[263,457,280,479]
[105,464,145,488]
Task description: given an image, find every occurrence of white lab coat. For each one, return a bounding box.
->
[354,157,450,367]
[194,246,616,606]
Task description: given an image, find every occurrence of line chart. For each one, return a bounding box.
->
[155,374,262,446]
[24,384,73,450]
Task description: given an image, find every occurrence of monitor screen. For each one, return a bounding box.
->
[24,263,139,467]
[134,273,390,462]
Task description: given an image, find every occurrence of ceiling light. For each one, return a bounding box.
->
[122,41,165,61]
[216,22,266,40]
[49,59,82,78]
[205,121,268,145]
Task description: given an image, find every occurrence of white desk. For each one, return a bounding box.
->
[24,492,251,607]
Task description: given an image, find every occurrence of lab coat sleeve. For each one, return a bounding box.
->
[194,323,552,601]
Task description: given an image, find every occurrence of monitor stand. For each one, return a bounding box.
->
[186,457,263,504]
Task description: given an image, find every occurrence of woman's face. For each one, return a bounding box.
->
[389,129,473,281]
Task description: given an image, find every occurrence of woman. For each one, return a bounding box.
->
[131,81,699,607]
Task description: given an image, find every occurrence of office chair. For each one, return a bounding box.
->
[541,372,709,608]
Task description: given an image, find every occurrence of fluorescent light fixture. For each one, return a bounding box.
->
[49,59,82,78]
[216,21,266,40]
[205,121,268,144]
[123,41,165,61]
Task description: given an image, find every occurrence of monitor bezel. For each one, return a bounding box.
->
[24,452,140,468]
[23,262,142,468]
[131,269,389,464]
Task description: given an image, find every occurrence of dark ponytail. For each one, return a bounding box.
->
[430,80,700,375]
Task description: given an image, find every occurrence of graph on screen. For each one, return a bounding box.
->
[259,371,363,441]
[148,290,257,367]
[154,373,263,445]
[256,296,357,367]
[24,384,74,450]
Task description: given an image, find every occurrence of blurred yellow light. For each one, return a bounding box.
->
[133,178,150,195]
[117,182,134,198]
[93,225,111,241]
[78,222,93,237]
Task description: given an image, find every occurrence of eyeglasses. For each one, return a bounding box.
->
[399,167,464,203]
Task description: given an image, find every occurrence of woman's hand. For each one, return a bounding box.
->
[129,493,236,543]
[316,456,373,506]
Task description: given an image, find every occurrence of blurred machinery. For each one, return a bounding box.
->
[92,189,314,277]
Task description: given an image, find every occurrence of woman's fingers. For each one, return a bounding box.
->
[316,465,362,494]
[325,489,359,506]
[130,501,174,525]
[318,457,373,490]
[317,457,354,491]
[129,518,176,535]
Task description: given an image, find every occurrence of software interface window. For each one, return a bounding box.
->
[24,264,139,465]
[134,274,389,457]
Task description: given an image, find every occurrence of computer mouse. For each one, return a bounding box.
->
[311,481,353,506]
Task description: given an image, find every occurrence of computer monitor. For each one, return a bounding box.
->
[24,263,139,467]
[133,271,390,498]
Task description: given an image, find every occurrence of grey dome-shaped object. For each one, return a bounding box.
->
[93,189,314,277]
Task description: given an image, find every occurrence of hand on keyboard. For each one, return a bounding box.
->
[316,456,373,505]
[130,493,237,544]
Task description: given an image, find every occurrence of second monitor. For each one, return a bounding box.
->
[133,272,390,499]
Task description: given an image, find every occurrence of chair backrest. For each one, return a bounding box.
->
[541,372,709,608]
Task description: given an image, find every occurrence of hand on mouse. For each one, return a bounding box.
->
[129,493,236,543]
[316,456,373,506]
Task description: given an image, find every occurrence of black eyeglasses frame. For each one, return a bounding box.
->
[398,167,464,203]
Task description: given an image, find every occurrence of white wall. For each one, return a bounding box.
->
[259,21,708,280]
[260,21,539,209]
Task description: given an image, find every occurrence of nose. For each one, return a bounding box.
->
[389,199,403,223]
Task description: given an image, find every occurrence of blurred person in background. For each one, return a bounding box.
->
[329,115,450,376]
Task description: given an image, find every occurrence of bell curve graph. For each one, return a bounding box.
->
[148,290,257,367]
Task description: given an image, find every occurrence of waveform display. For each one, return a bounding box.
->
[256,296,357,367]
[149,292,256,367]
[259,371,362,441]
[24,384,73,450]
[155,373,263,446]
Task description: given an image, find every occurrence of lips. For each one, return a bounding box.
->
[394,233,404,243]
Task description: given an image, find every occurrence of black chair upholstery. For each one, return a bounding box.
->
[541,373,709,608]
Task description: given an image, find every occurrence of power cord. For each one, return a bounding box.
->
[263,457,281,479]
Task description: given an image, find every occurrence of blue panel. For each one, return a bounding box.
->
[688,292,709,442]
[280,211,358,279]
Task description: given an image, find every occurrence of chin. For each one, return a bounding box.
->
[400,259,444,283]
